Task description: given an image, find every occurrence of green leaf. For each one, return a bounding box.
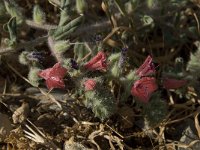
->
[54,26,78,40]
[84,86,116,121]
[74,42,88,62]
[53,15,84,40]
[7,17,17,46]
[143,92,168,126]
[59,0,73,26]
[4,0,24,24]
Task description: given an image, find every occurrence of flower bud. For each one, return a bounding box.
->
[76,0,88,14]
[33,4,46,24]
[28,67,41,87]
[83,79,96,91]
[108,53,120,64]
[126,70,137,81]
[110,62,120,78]
[19,51,29,65]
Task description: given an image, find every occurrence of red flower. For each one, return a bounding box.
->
[163,78,187,89]
[136,55,156,77]
[131,77,158,103]
[83,79,96,91]
[38,62,67,89]
[84,51,107,71]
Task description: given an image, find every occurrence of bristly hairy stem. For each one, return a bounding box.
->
[72,19,111,37]
[25,19,57,30]
[48,0,61,7]
[0,36,48,55]
[25,18,111,36]
[25,11,132,37]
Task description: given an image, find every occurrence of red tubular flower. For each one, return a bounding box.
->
[131,77,158,103]
[163,78,187,89]
[83,79,96,91]
[136,55,156,77]
[38,62,67,89]
[84,51,107,71]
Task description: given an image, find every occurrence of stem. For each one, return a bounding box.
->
[0,36,48,55]
[48,0,61,7]
[72,19,111,37]
[24,12,132,37]
[0,20,110,55]
[0,13,131,56]
[25,18,111,36]
[25,19,57,30]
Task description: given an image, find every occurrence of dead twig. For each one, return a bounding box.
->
[24,119,60,150]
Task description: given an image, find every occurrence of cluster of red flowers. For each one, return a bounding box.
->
[38,51,106,90]
[38,52,187,102]
[83,51,106,91]
[84,51,107,71]
[131,56,158,103]
[131,56,187,103]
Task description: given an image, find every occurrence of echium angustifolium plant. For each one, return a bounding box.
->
[129,55,188,125]
[16,0,84,86]
[1,0,199,123]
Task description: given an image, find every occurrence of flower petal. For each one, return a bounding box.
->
[49,62,67,78]
[87,59,107,71]
[46,77,65,89]
[131,77,158,103]
[136,55,156,77]
[163,78,187,89]
[38,68,52,80]
[38,62,67,89]
[84,51,107,71]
